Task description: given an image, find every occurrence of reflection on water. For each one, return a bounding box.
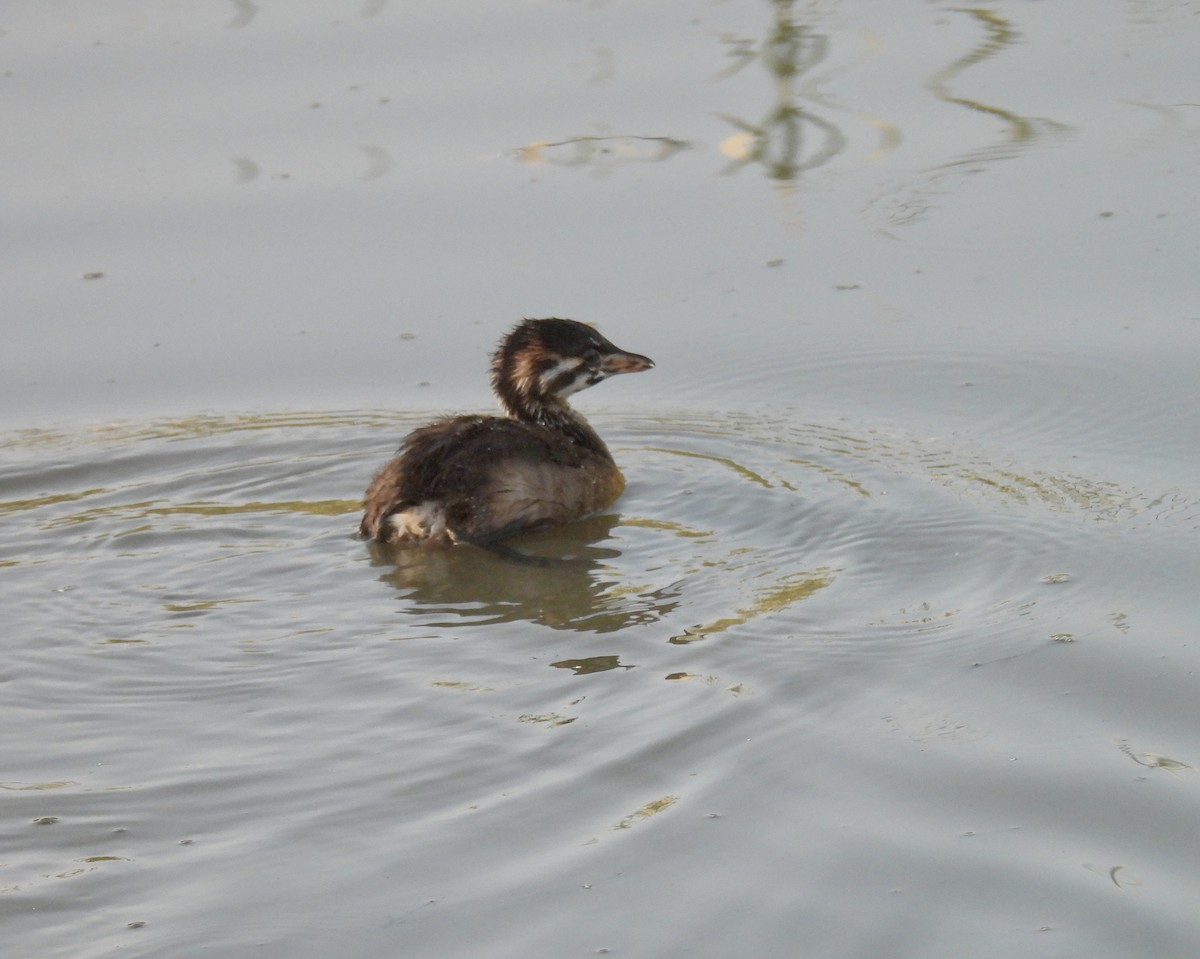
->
[717,0,846,181]
[871,6,1073,230]
[924,7,1073,159]
[513,135,692,172]
[667,566,836,644]
[549,655,632,675]
[367,514,683,633]
[368,496,836,640]
[505,1,1077,194]
[511,0,852,182]
[1117,739,1196,778]
[926,8,1030,136]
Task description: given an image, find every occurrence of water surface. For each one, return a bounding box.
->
[3,2,1200,957]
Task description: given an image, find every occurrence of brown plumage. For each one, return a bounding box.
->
[360,318,654,546]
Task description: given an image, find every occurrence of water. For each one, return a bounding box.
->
[4,2,1200,957]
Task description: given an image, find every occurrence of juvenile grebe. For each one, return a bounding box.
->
[360,318,654,546]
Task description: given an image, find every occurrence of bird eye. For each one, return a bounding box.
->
[583,348,601,366]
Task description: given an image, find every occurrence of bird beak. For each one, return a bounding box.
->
[600,350,655,375]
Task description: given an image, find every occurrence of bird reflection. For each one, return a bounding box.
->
[366,514,681,633]
[514,135,691,173]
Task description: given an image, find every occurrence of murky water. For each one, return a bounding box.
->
[4,1,1200,957]
[6,342,1199,957]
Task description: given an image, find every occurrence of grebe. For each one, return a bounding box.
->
[360,318,654,546]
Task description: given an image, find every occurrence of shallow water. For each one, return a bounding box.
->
[4,1,1200,957]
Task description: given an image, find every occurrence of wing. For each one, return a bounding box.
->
[359,416,591,540]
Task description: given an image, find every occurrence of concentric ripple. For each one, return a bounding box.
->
[3,405,1191,666]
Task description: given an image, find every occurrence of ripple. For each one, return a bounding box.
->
[685,344,1200,483]
[3,404,1193,669]
[3,401,1197,959]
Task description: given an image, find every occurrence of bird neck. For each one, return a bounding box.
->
[502,393,612,460]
